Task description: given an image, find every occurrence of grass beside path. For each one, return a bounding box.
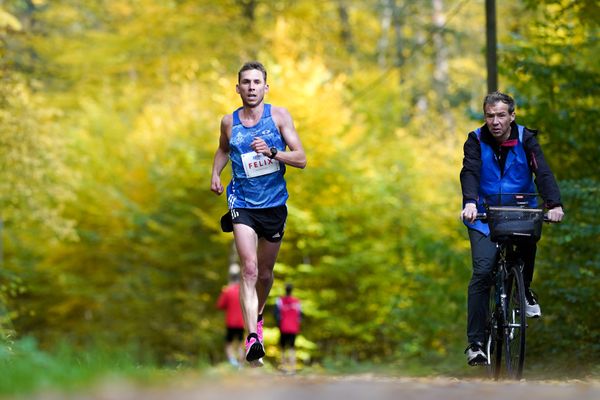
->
[0,337,178,397]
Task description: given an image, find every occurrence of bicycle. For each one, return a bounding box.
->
[475,193,552,380]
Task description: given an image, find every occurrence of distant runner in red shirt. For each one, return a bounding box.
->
[217,264,244,367]
[275,283,302,373]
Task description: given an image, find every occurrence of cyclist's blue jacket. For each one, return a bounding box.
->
[226,104,288,209]
[463,124,536,236]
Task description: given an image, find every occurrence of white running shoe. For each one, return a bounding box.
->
[525,288,542,318]
[465,342,488,366]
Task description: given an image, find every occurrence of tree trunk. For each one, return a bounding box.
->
[238,0,257,23]
[338,1,355,56]
[432,0,449,101]
[377,0,393,68]
[486,0,498,92]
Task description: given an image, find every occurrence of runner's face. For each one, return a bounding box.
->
[236,69,268,108]
[484,102,515,143]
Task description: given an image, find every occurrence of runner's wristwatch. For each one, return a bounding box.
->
[268,147,278,159]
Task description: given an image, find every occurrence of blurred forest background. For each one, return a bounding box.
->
[0,0,598,379]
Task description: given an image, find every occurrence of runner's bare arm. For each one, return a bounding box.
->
[211,115,232,195]
[252,107,306,169]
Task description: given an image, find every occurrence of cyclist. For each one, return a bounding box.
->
[460,91,564,365]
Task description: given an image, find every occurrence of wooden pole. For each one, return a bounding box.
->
[486,0,498,92]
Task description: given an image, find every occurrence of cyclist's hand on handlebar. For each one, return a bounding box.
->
[461,203,478,224]
[546,206,564,222]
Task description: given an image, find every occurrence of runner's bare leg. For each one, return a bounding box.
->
[234,224,259,335]
[256,238,281,314]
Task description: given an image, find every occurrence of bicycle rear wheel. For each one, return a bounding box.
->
[486,282,502,380]
[504,264,527,379]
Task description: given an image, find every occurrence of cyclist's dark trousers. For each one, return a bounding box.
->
[467,229,537,343]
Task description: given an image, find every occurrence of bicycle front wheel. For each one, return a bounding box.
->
[504,263,527,379]
[486,281,502,380]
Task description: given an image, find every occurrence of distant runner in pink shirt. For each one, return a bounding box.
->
[275,283,302,373]
[217,264,244,367]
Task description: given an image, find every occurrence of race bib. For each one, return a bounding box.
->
[241,151,280,178]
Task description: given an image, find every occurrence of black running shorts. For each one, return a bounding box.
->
[279,333,297,348]
[228,206,287,243]
[225,327,244,343]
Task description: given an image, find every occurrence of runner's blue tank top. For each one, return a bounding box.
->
[226,104,288,209]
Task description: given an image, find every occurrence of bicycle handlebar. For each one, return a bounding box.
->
[474,213,558,223]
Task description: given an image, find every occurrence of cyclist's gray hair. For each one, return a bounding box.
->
[238,61,267,83]
[483,91,515,114]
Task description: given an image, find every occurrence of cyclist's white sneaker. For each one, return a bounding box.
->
[465,342,488,366]
[525,288,542,318]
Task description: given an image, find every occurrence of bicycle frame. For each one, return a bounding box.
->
[496,243,512,327]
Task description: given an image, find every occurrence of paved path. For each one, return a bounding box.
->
[27,372,600,400]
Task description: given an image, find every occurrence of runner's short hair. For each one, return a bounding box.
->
[238,61,267,83]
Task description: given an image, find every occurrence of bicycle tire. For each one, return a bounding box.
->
[486,281,502,380]
[504,263,527,379]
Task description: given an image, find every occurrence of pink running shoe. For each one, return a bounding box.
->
[245,333,265,362]
[257,318,264,344]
